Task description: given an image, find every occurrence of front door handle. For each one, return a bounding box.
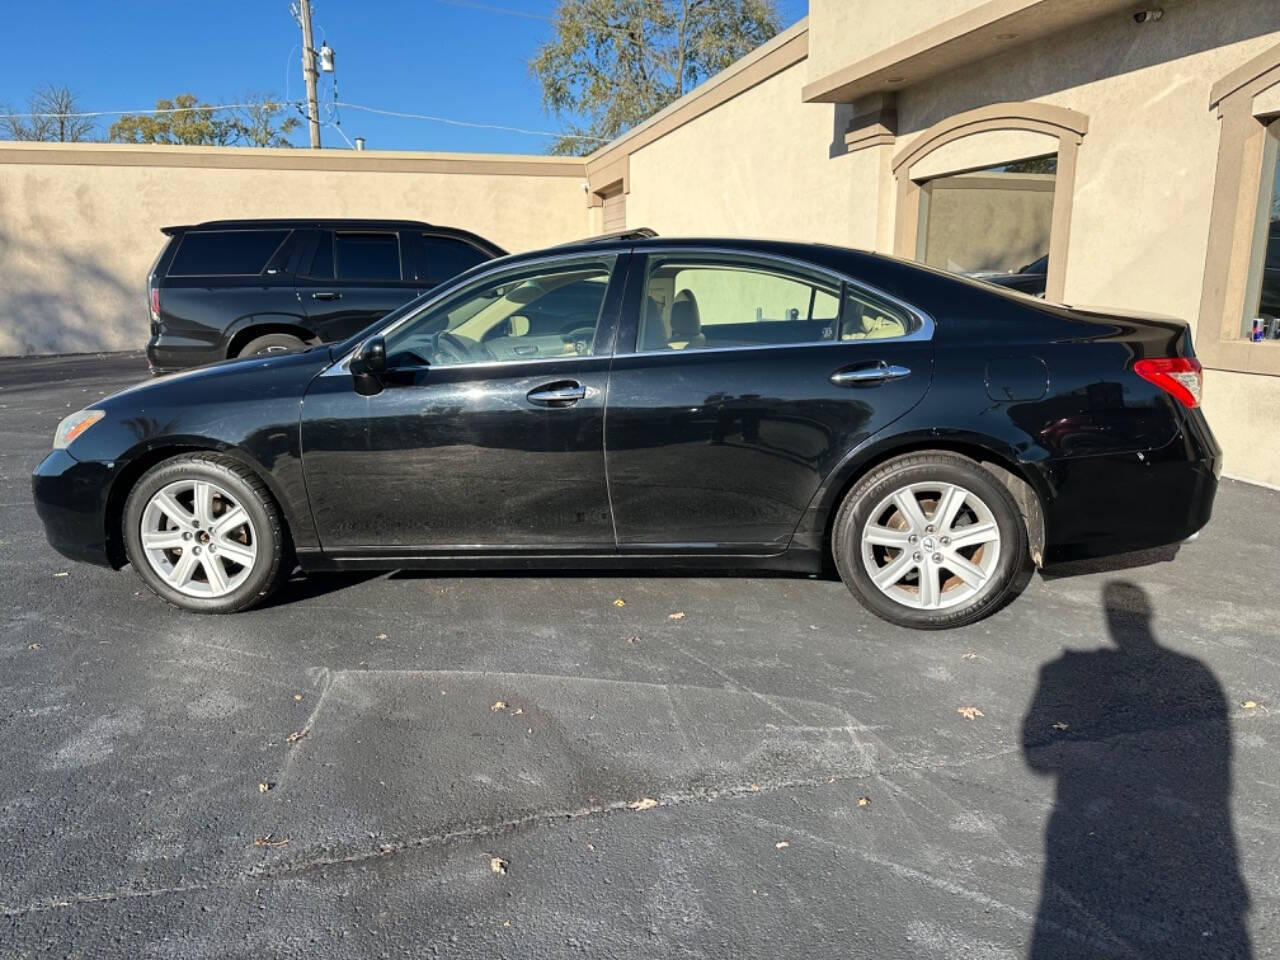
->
[527,381,586,407]
[311,291,342,301]
[830,362,912,387]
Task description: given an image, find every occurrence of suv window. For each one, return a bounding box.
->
[384,258,614,367]
[335,233,401,281]
[638,258,842,352]
[168,230,290,277]
[422,234,490,284]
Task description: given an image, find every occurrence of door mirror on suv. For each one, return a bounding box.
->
[350,335,387,395]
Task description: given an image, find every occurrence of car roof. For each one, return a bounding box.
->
[161,218,435,235]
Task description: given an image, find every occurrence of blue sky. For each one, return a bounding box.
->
[0,0,807,154]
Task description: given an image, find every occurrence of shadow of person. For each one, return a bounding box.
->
[1021,581,1251,959]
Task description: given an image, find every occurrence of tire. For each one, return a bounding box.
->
[237,333,306,358]
[832,452,1029,630]
[122,453,287,613]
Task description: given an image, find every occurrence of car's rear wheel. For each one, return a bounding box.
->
[833,452,1028,629]
[237,333,306,358]
[122,453,286,613]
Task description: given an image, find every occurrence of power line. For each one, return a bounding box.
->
[0,100,607,143]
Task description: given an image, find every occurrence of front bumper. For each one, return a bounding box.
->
[32,450,125,568]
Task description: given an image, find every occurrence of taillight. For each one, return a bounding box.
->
[1134,356,1202,409]
[149,286,161,323]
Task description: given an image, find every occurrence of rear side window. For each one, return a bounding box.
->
[168,230,290,277]
[422,235,490,284]
[335,233,401,281]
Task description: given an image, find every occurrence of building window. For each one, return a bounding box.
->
[1245,123,1280,340]
[917,155,1057,296]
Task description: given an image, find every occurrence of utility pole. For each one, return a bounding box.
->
[296,1,322,148]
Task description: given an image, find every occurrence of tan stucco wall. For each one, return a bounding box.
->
[625,61,885,249]
[808,0,988,81]
[0,144,588,355]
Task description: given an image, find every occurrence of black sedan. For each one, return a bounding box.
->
[32,236,1220,629]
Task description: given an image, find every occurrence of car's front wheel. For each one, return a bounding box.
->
[833,452,1028,629]
[122,453,286,613]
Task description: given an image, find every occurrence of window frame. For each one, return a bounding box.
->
[620,247,932,357]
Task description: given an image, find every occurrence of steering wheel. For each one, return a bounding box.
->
[564,327,595,356]
[430,331,487,365]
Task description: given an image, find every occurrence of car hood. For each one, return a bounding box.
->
[100,346,335,407]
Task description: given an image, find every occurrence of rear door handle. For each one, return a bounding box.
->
[527,381,586,407]
[830,362,911,387]
[311,291,342,301]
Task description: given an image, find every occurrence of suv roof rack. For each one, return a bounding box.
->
[558,227,658,246]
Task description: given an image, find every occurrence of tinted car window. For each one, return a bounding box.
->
[308,233,335,279]
[422,235,490,284]
[168,230,290,277]
[335,233,401,281]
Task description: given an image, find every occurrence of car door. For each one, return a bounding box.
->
[299,252,628,552]
[295,229,420,342]
[603,249,934,552]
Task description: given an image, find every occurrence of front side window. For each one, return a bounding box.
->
[384,258,614,367]
[917,155,1057,295]
[637,258,842,352]
[335,233,401,281]
[1244,123,1280,340]
[168,230,290,277]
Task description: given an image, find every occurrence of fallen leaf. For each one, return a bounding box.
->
[956,706,984,721]
[613,598,626,607]
[491,701,507,712]
[27,643,40,651]
[512,708,523,716]
[961,652,978,661]
[857,796,872,808]
[253,834,290,848]
[1052,722,1070,731]
[1243,700,1258,709]
[53,572,69,578]
[293,694,303,701]
[489,856,508,875]
[258,781,274,793]
[375,633,388,641]
[285,729,309,744]
[625,634,641,645]
[749,783,759,792]
[775,840,789,849]
[628,797,659,811]
[503,920,511,928]
[668,611,686,621]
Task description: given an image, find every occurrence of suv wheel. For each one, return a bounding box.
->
[238,333,306,358]
[123,453,286,613]
[833,452,1028,629]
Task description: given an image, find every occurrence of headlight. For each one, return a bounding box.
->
[53,409,105,450]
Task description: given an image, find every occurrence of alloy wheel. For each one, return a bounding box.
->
[139,479,258,598]
[859,481,1002,611]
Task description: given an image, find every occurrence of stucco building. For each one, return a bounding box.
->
[2,0,1279,486]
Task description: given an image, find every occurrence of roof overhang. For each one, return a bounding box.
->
[802,0,1142,104]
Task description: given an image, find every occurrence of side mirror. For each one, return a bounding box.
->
[350,335,386,395]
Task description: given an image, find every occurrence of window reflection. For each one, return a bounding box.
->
[1245,124,1280,340]
[918,155,1057,297]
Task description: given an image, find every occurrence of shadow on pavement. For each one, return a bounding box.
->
[1022,581,1251,959]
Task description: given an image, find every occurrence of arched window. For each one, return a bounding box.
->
[891,103,1089,303]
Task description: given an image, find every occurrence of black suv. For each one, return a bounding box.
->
[145,219,505,373]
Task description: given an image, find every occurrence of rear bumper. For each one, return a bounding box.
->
[146,333,224,375]
[32,450,123,568]
[1042,421,1221,560]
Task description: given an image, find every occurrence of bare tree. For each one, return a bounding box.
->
[2,85,97,142]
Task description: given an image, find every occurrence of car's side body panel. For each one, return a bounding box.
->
[34,236,1221,583]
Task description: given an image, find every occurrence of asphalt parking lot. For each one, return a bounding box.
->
[2,352,1278,958]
